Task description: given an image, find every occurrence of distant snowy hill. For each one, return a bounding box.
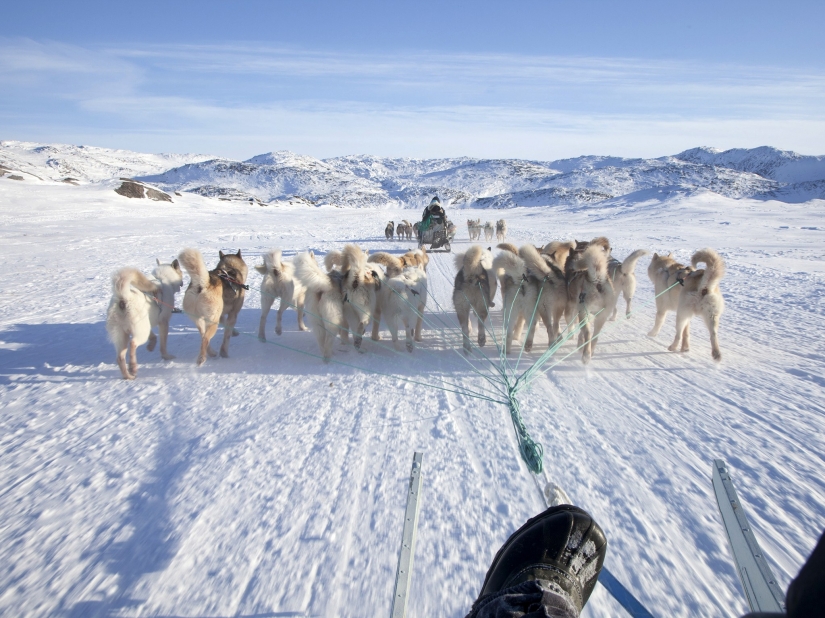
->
[0,141,213,184]
[2,141,823,207]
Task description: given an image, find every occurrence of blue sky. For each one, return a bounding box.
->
[2,1,824,160]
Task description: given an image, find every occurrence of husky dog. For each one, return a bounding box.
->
[566,245,617,363]
[255,249,308,340]
[368,248,429,343]
[106,268,161,379]
[484,221,495,241]
[453,246,497,353]
[385,221,395,240]
[396,222,405,239]
[494,244,563,353]
[606,249,649,320]
[147,258,184,360]
[369,259,428,352]
[518,245,568,347]
[467,218,482,241]
[667,249,726,360]
[647,252,695,339]
[295,245,378,360]
[496,219,507,241]
[294,251,345,361]
[178,248,248,365]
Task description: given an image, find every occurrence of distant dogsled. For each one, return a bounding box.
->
[417,196,456,252]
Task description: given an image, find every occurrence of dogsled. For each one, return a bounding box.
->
[417,196,456,252]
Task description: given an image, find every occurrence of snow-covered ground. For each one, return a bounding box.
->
[1,173,824,617]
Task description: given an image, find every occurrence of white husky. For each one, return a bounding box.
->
[106,268,161,379]
[607,249,649,320]
[255,249,308,340]
[565,246,617,363]
[370,260,428,352]
[667,248,726,361]
[484,221,495,241]
[148,259,184,360]
[295,245,378,360]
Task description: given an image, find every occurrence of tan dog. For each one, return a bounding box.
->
[255,249,307,340]
[519,245,568,348]
[647,252,694,338]
[667,248,726,361]
[369,259,428,352]
[453,246,497,353]
[105,268,161,379]
[607,249,649,320]
[178,248,248,365]
[493,245,539,353]
[566,246,617,363]
[495,219,507,241]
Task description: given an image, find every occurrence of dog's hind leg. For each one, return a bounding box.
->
[198,321,219,365]
[114,335,134,379]
[457,306,472,353]
[296,301,308,331]
[259,293,275,341]
[476,307,488,348]
[371,305,382,341]
[648,301,668,337]
[579,312,593,364]
[128,338,139,377]
[668,309,690,353]
[624,276,637,318]
[159,319,175,360]
[147,331,158,352]
[706,312,722,361]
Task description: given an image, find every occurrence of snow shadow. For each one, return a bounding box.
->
[0,322,111,383]
[63,427,256,617]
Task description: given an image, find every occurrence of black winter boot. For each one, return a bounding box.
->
[470,505,607,615]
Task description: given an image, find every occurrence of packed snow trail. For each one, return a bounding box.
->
[0,179,823,617]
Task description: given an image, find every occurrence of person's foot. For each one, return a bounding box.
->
[473,505,607,614]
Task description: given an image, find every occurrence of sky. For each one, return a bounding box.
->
[2,0,824,161]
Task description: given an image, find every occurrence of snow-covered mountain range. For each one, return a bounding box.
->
[2,140,823,207]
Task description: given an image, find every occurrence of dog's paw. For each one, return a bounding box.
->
[647,330,658,337]
[123,373,136,380]
[146,339,157,352]
[231,328,239,337]
[371,333,381,341]
[196,355,206,366]
[161,353,176,361]
[275,326,282,335]
[681,345,690,353]
[220,348,229,358]
[668,342,679,352]
[258,335,266,342]
[298,324,309,331]
[406,341,414,353]
[712,349,722,361]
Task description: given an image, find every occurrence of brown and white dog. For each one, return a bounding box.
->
[385,221,395,240]
[666,248,726,361]
[495,219,507,241]
[453,245,497,353]
[178,248,248,365]
[255,249,307,340]
[105,268,161,379]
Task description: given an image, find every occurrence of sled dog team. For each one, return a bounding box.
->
[466,218,507,242]
[384,220,414,240]
[106,238,725,379]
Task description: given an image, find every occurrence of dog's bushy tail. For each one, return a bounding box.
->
[323,249,343,272]
[263,249,284,273]
[575,245,609,282]
[368,252,403,274]
[341,244,368,274]
[496,242,518,254]
[620,249,649,274]
[177,248,210,289]
[295,252,333,293]
[589,236,611,255]
[112,267,158,299]
[492,247,526,281]
[542,240,575,266]
[519,244,565,280]
[457,245,489,277]
[692,248,725,291]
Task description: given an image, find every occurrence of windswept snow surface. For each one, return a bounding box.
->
[1,175,824,617]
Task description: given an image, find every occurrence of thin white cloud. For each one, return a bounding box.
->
[2,38,824,158]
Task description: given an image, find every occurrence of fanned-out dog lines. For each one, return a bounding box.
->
[105,235,722,470]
